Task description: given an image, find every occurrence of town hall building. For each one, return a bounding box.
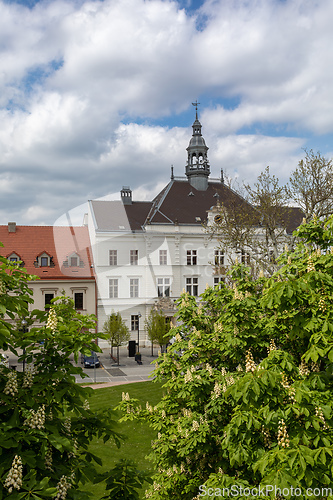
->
[87,109,253,345]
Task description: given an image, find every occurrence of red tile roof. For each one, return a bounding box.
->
[0,225,95,280]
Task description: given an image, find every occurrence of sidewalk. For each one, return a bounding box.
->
[76,345,159,387]
[2,345,160,388]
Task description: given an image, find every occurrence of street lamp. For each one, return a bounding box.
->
[21,318,28,372]
[137,312,142,352]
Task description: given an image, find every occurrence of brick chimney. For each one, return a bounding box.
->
[121,186,132,205]
[8,222,16,233]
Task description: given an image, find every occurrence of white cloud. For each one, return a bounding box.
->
[210,134,305,185]
[0,0,333,224]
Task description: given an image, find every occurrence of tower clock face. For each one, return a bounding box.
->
[214,214,222,224]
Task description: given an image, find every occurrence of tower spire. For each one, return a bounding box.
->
[192,100,200,120]
[185,103,210,191]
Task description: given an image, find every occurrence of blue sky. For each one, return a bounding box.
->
[1,0,333,225]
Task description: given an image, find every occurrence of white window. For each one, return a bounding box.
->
[214,250,224,266]
[130,250,138,265]
[241,249,251,265]
[9,254,19,262]
[41,256,48,267]
[214,276,224,287]
[74,292,84,309]
[131,315,139,331]
[186,277,198,296]
[130,278,139,298]
[109,279,118,298]
[159,250,167,265]
[187,250,197,265]
[109,250,117,266]
[44,293,54,307]
[70,256,78,267]
[38,252,51,267]
[157,278,170,297]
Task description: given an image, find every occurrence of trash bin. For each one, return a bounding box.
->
[128,340,136,357]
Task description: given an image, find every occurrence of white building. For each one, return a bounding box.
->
[87,111,266,344]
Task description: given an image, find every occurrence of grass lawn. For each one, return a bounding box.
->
[80,380,164,499]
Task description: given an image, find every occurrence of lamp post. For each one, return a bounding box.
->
[137,312,142,353]
[117,332,120,366]
[21,318,28,372]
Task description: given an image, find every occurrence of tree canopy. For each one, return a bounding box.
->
[103,311,130,347]
[0,253,121,499]
[119,216,333,499]
[145,308,171,352]
[207,150,333,274]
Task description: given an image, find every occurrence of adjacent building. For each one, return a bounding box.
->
[0,224,96,324]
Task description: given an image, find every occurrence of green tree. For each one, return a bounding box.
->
[0,252,121,499]
[119,216,333,499]
[207,166,299,276]
[145,308,171,355]
[288,149,333,222]
[103,312,130,359]
[99,459,152,500]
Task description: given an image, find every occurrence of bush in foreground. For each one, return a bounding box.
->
[119,217,333,499]
[0,253,121,499]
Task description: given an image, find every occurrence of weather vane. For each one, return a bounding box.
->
[192,100,200,111]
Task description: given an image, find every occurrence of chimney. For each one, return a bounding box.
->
[121,186,132,205]
[8,222,16,233]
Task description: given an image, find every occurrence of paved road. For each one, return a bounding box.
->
[75,346,158,385]
[2,345,158,387]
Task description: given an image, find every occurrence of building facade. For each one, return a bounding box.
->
[88,111,251,345]
[0,224,96,325]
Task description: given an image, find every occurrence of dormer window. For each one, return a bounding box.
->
[70,255,78,267]
[41,257,48,267]
[69,252,81,267]
[7,252,24,266]
[8,252,20,262]
[35,252,53,268]
[62,252,82,269]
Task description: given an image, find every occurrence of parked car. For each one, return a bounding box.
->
[81,351,100,368]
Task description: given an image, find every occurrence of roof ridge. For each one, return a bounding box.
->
[145,180,174,225]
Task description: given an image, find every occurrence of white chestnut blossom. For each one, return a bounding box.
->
[22,365,36,388]
[45,446,53,471]
[24,405,45,430]
[4,455,23,493]
[83,399,90,410]
[55,474,73,500]
[315,406,329,430]
[46,307,57,332]
[206,363,213,376]
[299,359,310,376]
[192,420,199,431]
[277,419,290,448]
[267,339,277,354]
[184,368,193,383]
[245,350,256,373]
[63,417,71,435]
[4,371,18,396]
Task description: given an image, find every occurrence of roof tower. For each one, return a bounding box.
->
[185,101,210,191]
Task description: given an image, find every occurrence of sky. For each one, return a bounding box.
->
[1,0,333,226]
